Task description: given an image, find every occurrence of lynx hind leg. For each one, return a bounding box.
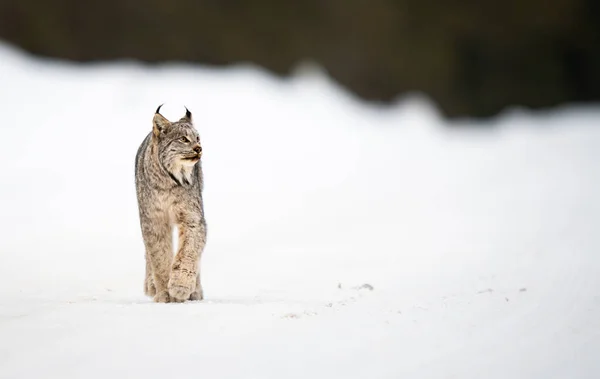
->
[140,216,174,303]
[189,273,203,301]
[144,276,156,297]
[144,254,156,297]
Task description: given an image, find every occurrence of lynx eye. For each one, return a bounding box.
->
[180,136,190,143]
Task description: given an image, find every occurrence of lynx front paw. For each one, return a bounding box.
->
[168,284,193,301]
[153,291,171,303]
[168,269,196,301]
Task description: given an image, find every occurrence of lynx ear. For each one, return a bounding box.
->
[180,106,192,123]
[153,105,171,137]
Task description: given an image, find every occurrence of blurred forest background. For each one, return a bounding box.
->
[0,0,599,119]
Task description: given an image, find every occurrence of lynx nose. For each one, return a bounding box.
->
[193,144,202,154]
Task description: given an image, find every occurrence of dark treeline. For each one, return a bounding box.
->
[1,0,599,118]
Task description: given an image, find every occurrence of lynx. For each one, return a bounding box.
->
[135,105,206,303]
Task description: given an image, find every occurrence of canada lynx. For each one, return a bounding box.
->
[135,105,206,303]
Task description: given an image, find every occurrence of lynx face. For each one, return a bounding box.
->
[152,106,203,173]
[158,122,202,168]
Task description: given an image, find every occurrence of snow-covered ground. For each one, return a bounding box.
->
[0,42,599,378]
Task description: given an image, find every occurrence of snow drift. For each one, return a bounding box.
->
[0,43,599,379]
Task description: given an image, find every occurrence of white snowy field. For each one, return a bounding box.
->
[0,41,599,379]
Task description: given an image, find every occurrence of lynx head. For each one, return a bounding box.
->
[152,105,202,170]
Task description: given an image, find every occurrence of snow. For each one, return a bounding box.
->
[0,42,599,378]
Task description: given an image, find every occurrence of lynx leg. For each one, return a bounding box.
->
[144,252,156,296]
[169,217,206,301]
[189,273,203,301]
[141,216,173,303]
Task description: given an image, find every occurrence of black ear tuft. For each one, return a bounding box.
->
[156,104,164,114]
[184,106,192,120]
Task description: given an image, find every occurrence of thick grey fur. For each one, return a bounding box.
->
[135,107,206,303]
